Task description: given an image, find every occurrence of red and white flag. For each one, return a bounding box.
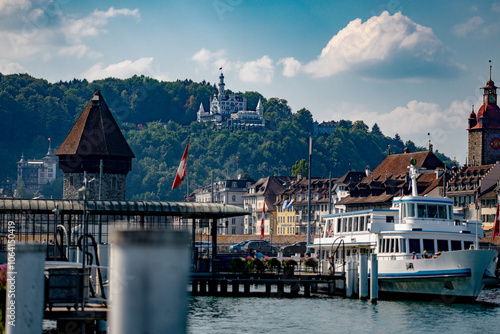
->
[493,203,500,241]
[260,201,265,240]
[172,139,189,190]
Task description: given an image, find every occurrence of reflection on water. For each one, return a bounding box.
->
[188,288,500,334]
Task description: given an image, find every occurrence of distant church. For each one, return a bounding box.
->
[197,72,265,127]
[55,90,135,200]
[468,68,500,165]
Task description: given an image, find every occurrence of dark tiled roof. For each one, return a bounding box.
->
[56,90,135,158]
[335,171,365,185]
[369,151,443,180]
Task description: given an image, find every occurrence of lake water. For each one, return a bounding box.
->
[187,287,500,334]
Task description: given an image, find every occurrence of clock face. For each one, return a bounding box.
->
[489,135,500,152]
[489,95,496,103]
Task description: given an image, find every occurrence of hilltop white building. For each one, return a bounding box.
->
[17,140,57,193]
[197,73,265,127]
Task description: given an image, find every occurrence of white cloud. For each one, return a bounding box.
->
[285,11,458,80]
[0,58,25,73]
[325,98,474,162]
[63,7,139,42]
[191,48,227,69]
[58,44,101,59]
[493,3,500,12]
[238,55,274,84]
[81,57,169,82]
[452,16,484,37]
[191,48,275,83]
[279,57,301,77]
[0,0,30,15]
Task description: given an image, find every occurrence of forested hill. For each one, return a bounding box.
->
[0,73,454,200]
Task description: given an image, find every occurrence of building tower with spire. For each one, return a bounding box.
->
[468,63,500,166]
[55,90,135,200]
[197,72,265,127]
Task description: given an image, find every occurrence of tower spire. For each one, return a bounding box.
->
[490,60,492,81]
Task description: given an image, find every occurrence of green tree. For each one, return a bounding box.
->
[291,159,308,178]
[15,179,29,199]
[371,123,383,136]
[293,108,314,134]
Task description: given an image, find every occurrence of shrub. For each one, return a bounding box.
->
[231,257,246,274]
[303,258,318,273]
[283,258,298,274]
[266,258,282,274]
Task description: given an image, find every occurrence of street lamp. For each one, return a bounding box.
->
[77,172,95,311]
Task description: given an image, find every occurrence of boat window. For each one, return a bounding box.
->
[359,216,365,231]
[451,240,462,251]
[409,239,420,253]
[427,205,438,218]
[386,216,394,223]
[395,239,399,253]
[437,239,449,252]
[401,238,406,253]
[385,239,390,253]
[348,217,352,232]
[417,204,427,218]
[438,205,447,219]
[336,218,341,233]
[342,218,347,233]
[407,203,416,217]
[448,206,453,220]
[379,239,383,253]
[390,239,395,252]
[366,216,371,226]
[353,217,359,231]
[423,239,435,253]
[402,204,406,218]
[464,241,473,250]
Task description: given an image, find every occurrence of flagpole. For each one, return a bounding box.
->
[186,152,189,201]
[475,190,479,249]
[307,137,312,245]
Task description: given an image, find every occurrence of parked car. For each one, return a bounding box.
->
[280,241,307,257]
[194,241,212,256]
[229,240,261,253]
[242,240,278,256]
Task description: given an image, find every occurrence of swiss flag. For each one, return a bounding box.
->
[172,139,189,190]
[494,203,499,241]
[260,201,265,239]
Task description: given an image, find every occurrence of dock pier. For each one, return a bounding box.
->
[191,273,345,298]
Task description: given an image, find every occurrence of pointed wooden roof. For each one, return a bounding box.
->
[56,90,135,158]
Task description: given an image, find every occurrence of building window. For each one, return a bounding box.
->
[232,195,236,202]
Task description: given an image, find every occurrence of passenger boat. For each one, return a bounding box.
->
[311,164,499,302]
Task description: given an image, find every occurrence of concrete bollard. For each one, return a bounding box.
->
[370,253,378,303]
[359,253,368,300]
[109,230,190,334]
[6,244,46,334]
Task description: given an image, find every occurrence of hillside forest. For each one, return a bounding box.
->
[0,73,455,200]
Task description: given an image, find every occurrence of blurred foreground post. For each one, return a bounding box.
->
[6,244,46,334]
[109,230,190,334]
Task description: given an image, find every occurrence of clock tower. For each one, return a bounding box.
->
[468,64,500,165]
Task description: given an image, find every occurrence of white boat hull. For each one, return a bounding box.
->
[375,250,498,302]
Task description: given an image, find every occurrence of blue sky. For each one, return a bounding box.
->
[1,0,499,164]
